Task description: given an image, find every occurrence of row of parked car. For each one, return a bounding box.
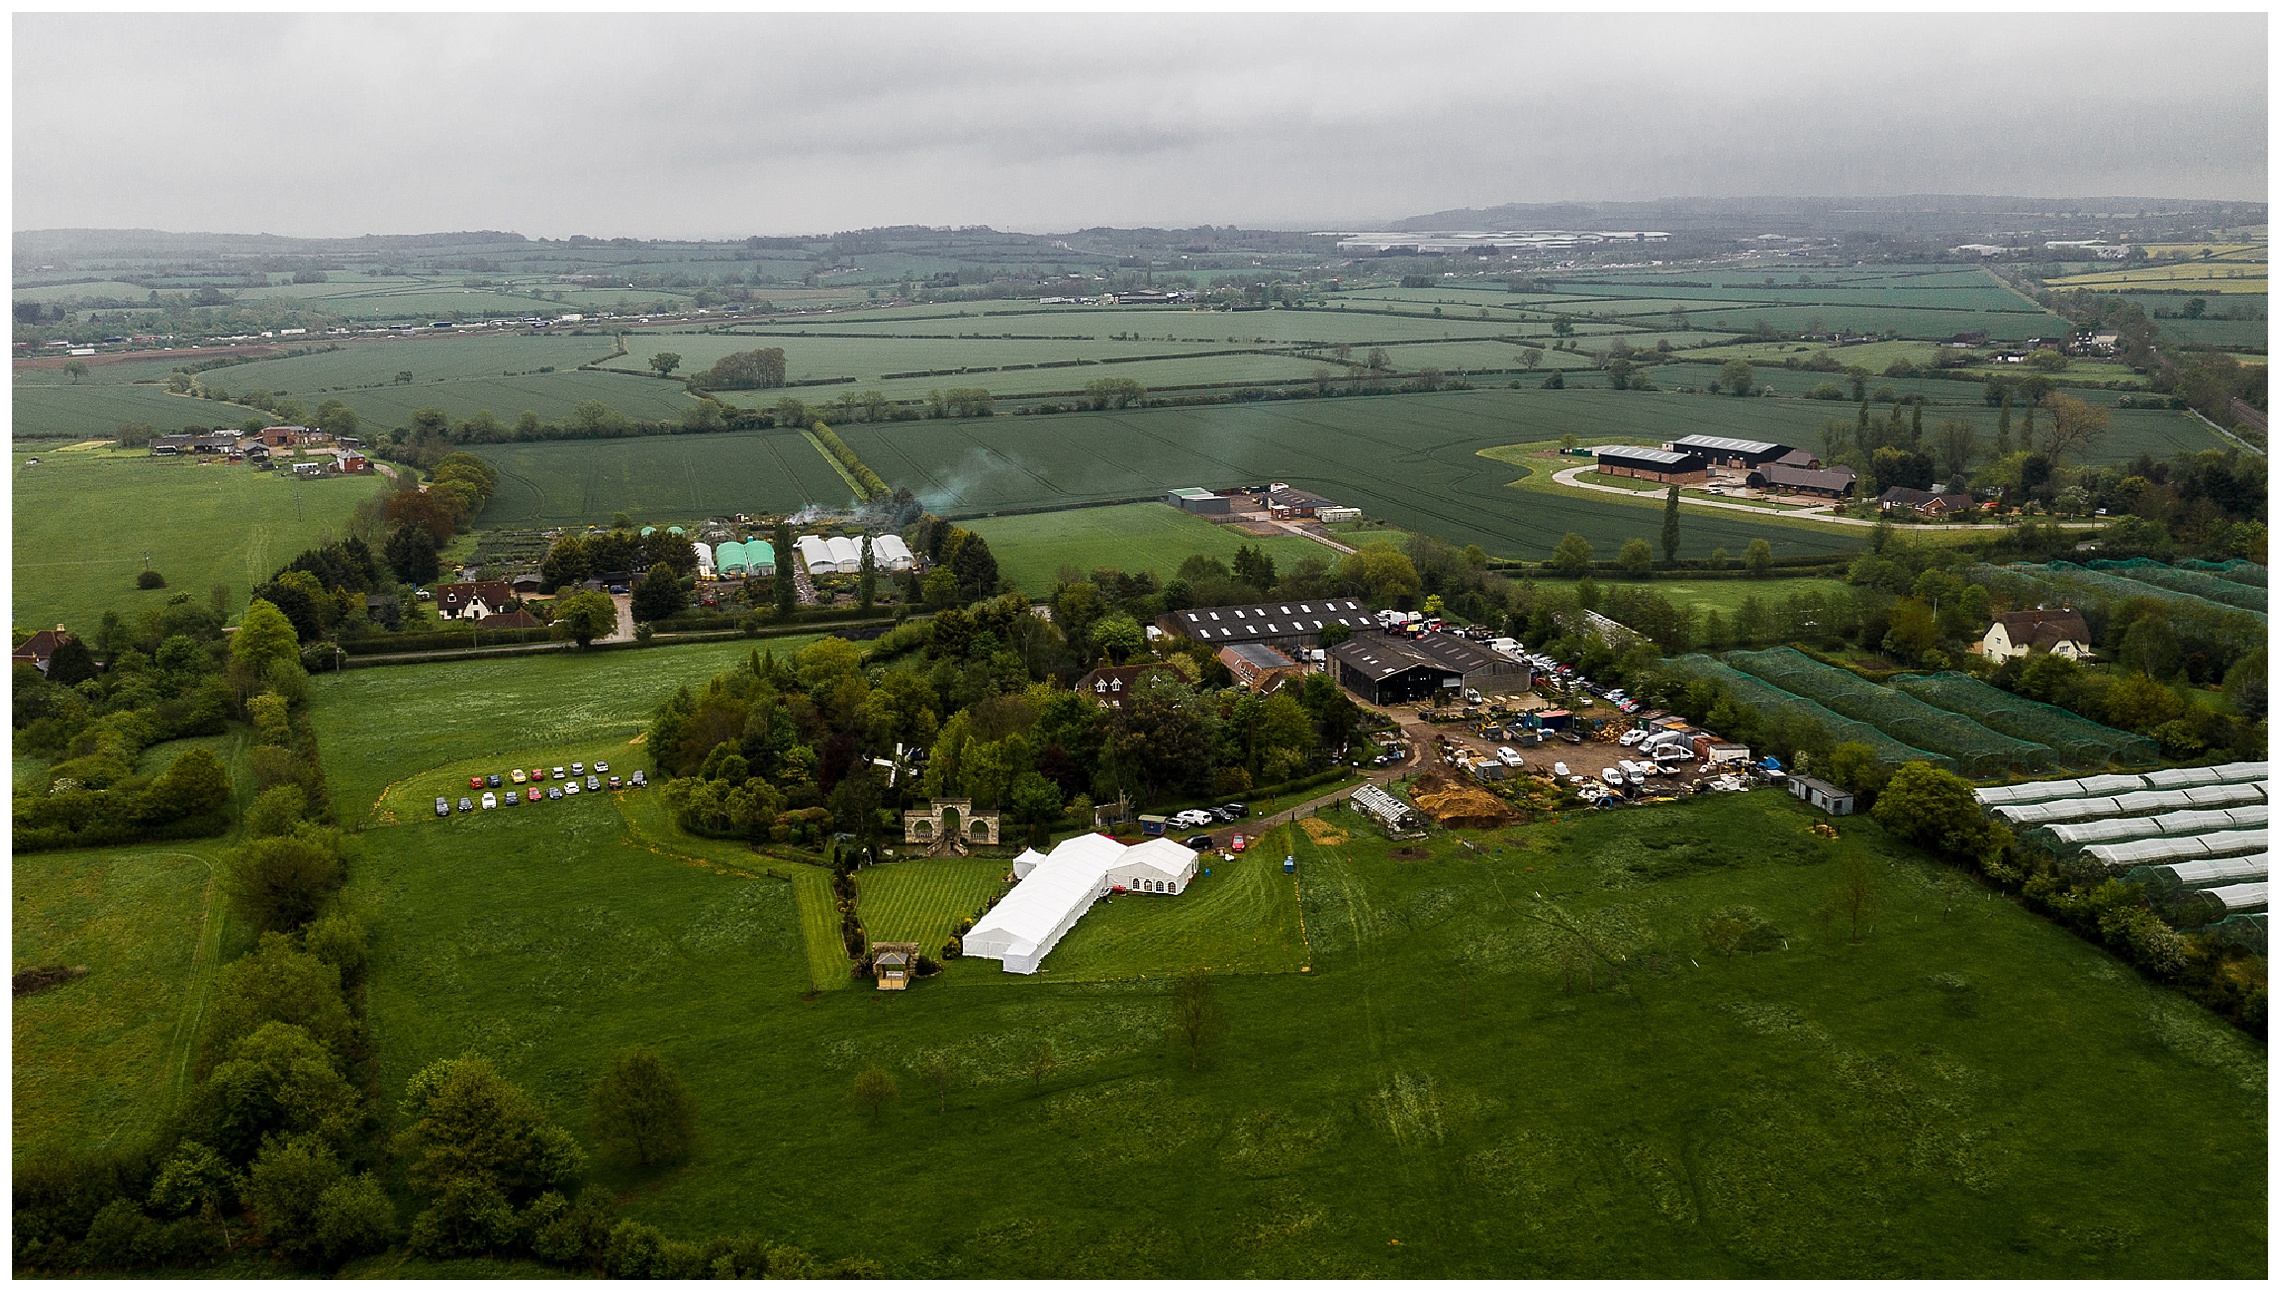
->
[1169,802,1248,829]
[437,760,648,815]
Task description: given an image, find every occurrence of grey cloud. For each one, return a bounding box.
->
[14,12,2264,238]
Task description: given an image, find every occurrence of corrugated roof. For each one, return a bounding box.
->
[1596,445,1703,468]
[1171,598,1374,642]
[1672,433,1787,456]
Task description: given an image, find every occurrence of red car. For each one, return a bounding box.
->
[469,775,486,789]
[1231,833,1248,853]
[526,787,542,802]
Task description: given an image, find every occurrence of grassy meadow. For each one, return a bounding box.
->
[964,502,1332,594]
[306,669,2268,1281]
[11,445,384,633]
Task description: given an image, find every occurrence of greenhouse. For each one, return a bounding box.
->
[1662,654,1953,770]
[743,540,776,577]
[715,541,751,576]
[1992,783,2267,829]
[2143,761,2269,790]
[2205,912,2268,953]
[2007,561,2267,625]
[2204,882,2268,915]
[2033,805,2269,854]
[796,534,836,574]
[1974,772,2148,809]
[2079,829,2269,872]
[1724,648,2054,776]
[826,536,863,571]
[1892,673,2158,768]
[2086,558,2268,613]
[2126,854,2270,900]
[693,542,716,578]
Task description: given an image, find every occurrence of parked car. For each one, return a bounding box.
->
[630,770,647,787]
[1231,833,1247,852]
[1221,802,1249,818]
[572,762,585,776]
[487,773,502,788]
[1171,808,1216,828]
[469,776,486,789]
[527,787,542,802]
[547,786,563,800]
[512,768,528,784]
[500,789,517,807]
[594,760,610,774]
[458,796,474,812]
[435,796,451,817]
[1183,834,1215,851]
[586,775,600,791]
[481,791,496,809]
[552,767,566,779]
[607,775,621,790]
[565,780,580,795]
[532,767,548,780]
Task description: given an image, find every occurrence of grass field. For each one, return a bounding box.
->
[1632,577,1855,615]
[12,382,275,439]
[839,390,1871,561]
[306,635,827,820]
[312,697,2268,1278]
[13,842,230,1165]
[964,502,1332,593]
[856,857,1010,950]
[11,446,383,632]
[474,429,854,529]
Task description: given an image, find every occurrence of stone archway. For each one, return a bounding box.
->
[904,797,1000,857]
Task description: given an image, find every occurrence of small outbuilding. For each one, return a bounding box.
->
[1165,487,1231,515]
[871,943,922,991]
[1789,774,1855,816]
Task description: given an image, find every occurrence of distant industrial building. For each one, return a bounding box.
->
[1595,445,1708,485]
[1665,434,1793,469]
[1165,487,1231,515]
[1160,598,1378,648]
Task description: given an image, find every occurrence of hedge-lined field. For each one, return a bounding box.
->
[474,429,853,529]
[966,502,1329,594]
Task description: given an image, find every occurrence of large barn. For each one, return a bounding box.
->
[1330,633,1531,705]
[963,834,1201,974]
[1159,598,1379,648]
[1665,434,1793,469]
[1594,445,1709,485]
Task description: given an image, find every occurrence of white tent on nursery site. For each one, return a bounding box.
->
[965,832,1200,974]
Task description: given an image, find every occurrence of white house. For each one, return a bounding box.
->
[967,833,1200,974]
[1982,609,2092,663]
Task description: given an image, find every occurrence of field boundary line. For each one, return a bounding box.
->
[151,849,226,1147]
[800,429,867,499]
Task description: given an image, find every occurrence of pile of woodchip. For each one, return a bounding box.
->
[1409,772,1518,829]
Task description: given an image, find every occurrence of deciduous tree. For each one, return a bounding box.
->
[589,1047,697,1167]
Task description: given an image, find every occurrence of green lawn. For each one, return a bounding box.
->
[964,502,1332,594]
[13,842,229,1164]
[856,857,1010,951]
[305,635,826,820]
[1642,577,1856,616]
[1041,824,1309,981]
[11,447,384,634]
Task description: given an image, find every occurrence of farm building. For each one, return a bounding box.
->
[1074,663,1173,710]
[1377,632,1533,696]
[1750,462,1858,497]
[1664,434,1794,469]
[1265,484,1331,519]
[694,543,717,578]
[1789,774,1855,815]
[1330,637,1465,705]
[1595,445,1708,485]
[872,534,915,572]
[1218,641,1304,692]
[796,535,835,573]
[1316,505,1363,523]
[1981,609,2092,663]
[1160,598,1378,648]
[435,581,518,621]
[967,833,1200,974]
[1351,783,1424,832]
[1165,487,1231,515]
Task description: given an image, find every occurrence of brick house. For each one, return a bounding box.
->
[1074,664,1172,710]
[12,625,70,674]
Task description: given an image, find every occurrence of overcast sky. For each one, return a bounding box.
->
[14,12,2268,239]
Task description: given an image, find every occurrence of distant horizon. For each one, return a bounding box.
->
[15,191,2270,246]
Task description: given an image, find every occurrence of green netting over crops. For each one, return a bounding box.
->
[1722,647,2055,776]
[2174,558,2267,589]
[2019,562,2268,624]
[1890,671,2160,769]
[1663,653,1954,771]
[2087,558,2268,613]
